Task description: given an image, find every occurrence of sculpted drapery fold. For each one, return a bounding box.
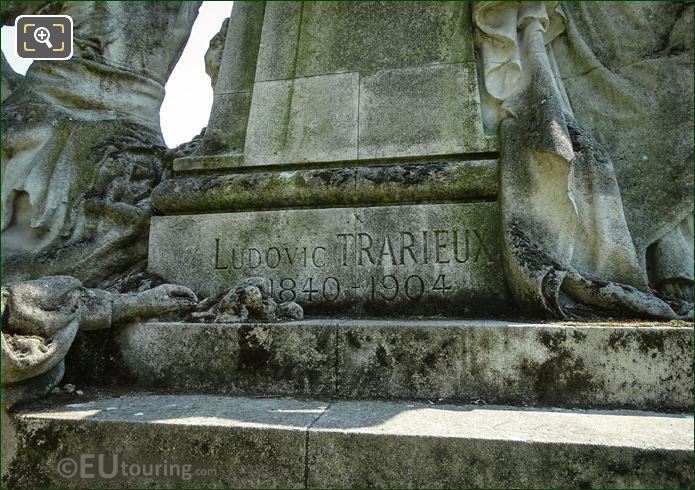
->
[0,1,202,406]
[1,1,201,287]
[1,276,198,407]
[473,1,679,319]
[551,2,694,302]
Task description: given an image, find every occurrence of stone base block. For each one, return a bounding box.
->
[158,159,499,211]
[65,320,693,411]
[148,202,511,315]
[4,394,693,488]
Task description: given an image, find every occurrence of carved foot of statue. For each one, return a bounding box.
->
[112,284,198,324]
[660,280,693,303]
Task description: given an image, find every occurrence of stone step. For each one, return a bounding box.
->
[65,319,693,411]
[4,393,692,488]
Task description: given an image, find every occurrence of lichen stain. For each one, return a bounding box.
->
[521,330,600,404]
[237,325,272,371]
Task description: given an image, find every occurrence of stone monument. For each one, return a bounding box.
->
[150,1,509,318]
[150,1,693,320]
[2,2,693,488]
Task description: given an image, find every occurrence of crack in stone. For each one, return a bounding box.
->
[303,402,331,488]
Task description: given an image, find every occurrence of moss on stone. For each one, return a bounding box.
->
[152,159,498,213]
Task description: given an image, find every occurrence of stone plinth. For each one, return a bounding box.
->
[149,203,510,315]
[151,1,503,318]
[154,159,498,213]
[65,320,694,411]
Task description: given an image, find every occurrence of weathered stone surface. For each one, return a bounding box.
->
[149,203,510,315]
[243,62,488,166]
[216,1,490,166]
[291,2,475,78]
[1,276,197,406]
[211,2,263,95]
[255,2,475,82]
[198,1,264,156]
[244,73,360,165]
[335,320,693,410]
[2,278,81,387]
[6,395,325,488]
[358,63,487,159]
[1,52,22,102]
[115,321,336,396]
[198,92,252,156]
[157,159,498,212]
[188,276,304,323]
[1,406,17,483]
[204,17,228,88]
[308,400,693,489]
[1,3,201,287]
[173,158,496,197]
[65,320,693,411]
[253,2,303,82]
[5,394,693,488]
[473,2,691,320]
[553,3,693,264]
[1,363,66,410]
[276,301,304,321]
[172,154,245,173]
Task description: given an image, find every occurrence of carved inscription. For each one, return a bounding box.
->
[213,227,493,304]
[149,203,510,313]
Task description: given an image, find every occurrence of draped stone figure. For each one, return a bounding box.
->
[1,1,201,288]
[551,2,694,304]
[1,277,197,407]
[1,1,202,404]
[473,1,691,319]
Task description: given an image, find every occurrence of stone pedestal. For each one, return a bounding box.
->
[149,203,508,315]
[150,1,506,315]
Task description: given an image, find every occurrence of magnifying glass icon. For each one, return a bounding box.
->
[33,27,53,49]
